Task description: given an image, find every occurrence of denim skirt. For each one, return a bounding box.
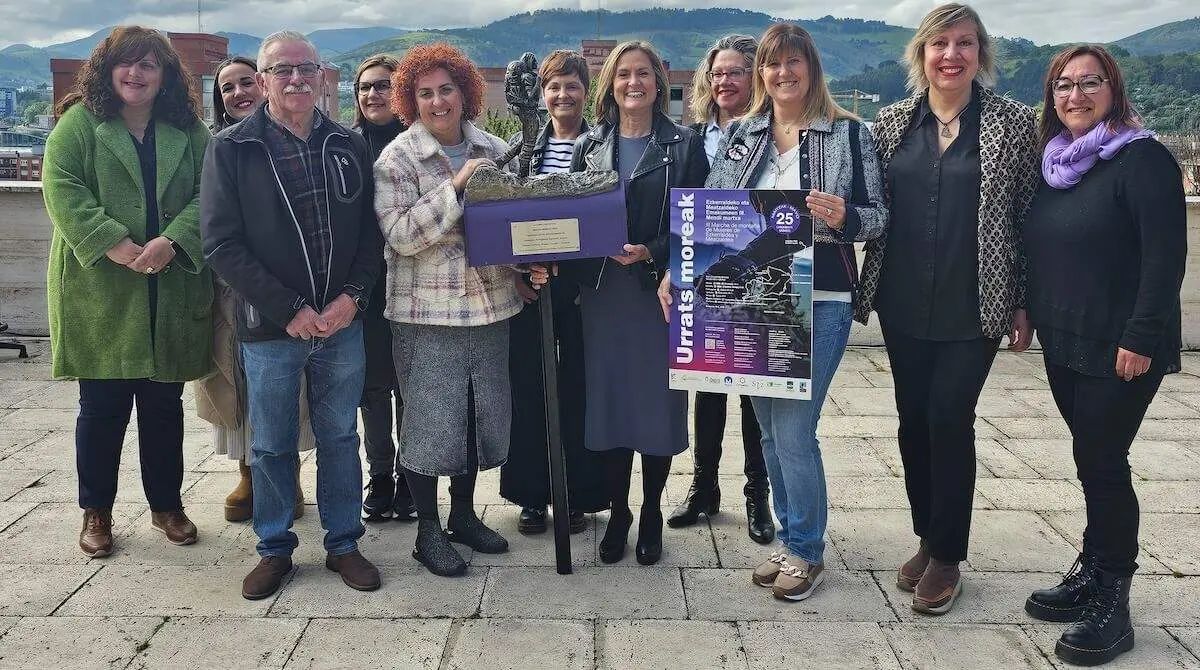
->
[389,319,511,476]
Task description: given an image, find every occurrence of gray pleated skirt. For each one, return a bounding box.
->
[389,319,511,476]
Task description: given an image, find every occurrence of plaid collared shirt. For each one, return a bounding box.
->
[262,107,332,307]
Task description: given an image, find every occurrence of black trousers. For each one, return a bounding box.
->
[1046,361,1163,575]
[76,378,185,511]
[693,392,766,493]
[360,314,411,497]
[882,325,1000,562]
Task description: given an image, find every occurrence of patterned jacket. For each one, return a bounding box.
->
[856,85,1039,339]
[374,120,522,327]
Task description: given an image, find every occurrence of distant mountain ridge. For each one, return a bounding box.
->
[1,9,1198,88]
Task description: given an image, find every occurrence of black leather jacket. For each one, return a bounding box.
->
[563,111,709,290]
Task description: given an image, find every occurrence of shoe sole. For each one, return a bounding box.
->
[897,572,922,593]
[81,546,112,558]
[224,505,252,522]
[773,569,826,601]
[411,549,467,577]
[151,523,197,546]
[1024,596,1087,623]
[362,508,394,522]
[752,574,776,588]
[1055,629,1134,666]
[912,579,963,615]
[517,523,548,535]
[324,562,381,591]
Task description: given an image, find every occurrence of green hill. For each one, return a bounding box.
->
[1115,17,1200,55]
[337,9,914,77]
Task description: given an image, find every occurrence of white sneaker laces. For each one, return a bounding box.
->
[778,560,810,579]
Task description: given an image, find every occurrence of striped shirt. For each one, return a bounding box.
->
[538,137,575,174]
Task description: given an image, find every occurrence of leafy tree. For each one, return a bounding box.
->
[22,100,49,124]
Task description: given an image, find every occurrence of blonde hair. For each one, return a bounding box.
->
[747,23,855,125]
[591,41,669,125]
[904,3,996,92]
[689,34,757,123]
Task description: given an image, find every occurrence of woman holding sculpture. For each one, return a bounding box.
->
[565,40,708,566]
[500,49,607,535]
[374,43,547,577]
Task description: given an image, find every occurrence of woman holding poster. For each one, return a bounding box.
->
[857,3,1038,615]
[565,40,708,566]
[704,22,887,602]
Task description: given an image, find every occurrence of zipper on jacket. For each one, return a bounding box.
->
[246,137,321,308]
[319,131,344,307]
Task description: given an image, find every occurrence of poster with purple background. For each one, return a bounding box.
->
[668,188,813,400]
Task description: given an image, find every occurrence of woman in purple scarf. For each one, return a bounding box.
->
[1022,44,1186,666]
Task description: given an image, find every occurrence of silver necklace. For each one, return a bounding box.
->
[767,130,807,185]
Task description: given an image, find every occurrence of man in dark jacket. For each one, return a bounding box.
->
[200,30,383,601]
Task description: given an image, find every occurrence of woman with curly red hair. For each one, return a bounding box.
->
[43,26,212,557]
[374,42,545,576]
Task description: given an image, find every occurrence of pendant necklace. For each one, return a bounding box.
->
[932,104,967,138]
[768,130,807,184]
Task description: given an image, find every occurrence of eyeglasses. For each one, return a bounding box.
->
[1052,74,1109,98]
[707,67,748,82]
[357,80,392,94]
[262,62,321,80]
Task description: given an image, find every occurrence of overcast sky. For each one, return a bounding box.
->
[1,0,1195,49]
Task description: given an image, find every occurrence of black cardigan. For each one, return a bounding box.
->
[1024,138,1186,375]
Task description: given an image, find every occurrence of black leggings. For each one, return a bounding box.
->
[1046,361,1163,575]
[604,448,671,515]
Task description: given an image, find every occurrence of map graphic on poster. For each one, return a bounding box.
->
[668,189,813,400]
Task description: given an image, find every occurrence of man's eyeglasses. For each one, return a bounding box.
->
[262,62,321,80]
[357,80,392,94]
[1052,74,1108,98]
[707,67,748,82]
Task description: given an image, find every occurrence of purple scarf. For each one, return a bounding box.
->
[1042,123,1153,189]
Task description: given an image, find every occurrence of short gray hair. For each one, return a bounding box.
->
[904,3,995,92]
[257,30,319,69]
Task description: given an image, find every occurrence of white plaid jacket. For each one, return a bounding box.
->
[374,121,522,327]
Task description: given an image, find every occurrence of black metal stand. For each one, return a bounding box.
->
[539,290,572,574]
[0,323,27,359]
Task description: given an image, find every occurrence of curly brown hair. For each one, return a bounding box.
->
[55,25,201,129]
[390,43,486,126]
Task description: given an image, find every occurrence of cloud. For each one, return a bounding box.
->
[1,0,1195,49]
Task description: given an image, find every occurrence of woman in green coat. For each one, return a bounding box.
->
[42,26,212,559]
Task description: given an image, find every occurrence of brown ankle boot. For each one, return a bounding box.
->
[80,508,113,557]
[294,459,305,519]
[224,462,253,522]
[898,539,930,592]
[913,558,963,615]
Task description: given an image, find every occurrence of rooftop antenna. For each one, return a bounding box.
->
[596,0,601,37]
[197,0,202,32]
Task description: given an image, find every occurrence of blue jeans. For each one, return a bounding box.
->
[241,320,367,558]
[750,301,854,565]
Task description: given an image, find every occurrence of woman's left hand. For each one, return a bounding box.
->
[806,190,846,231]
[1008,308,1033,352]
[1115,348,1152,382]
[611,244,650,266]
[127,236,176,275]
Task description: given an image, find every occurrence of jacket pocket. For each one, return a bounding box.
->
[326,146,365,204]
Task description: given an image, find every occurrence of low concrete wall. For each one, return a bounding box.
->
[3,187,1200,344]
[0,184,51,336]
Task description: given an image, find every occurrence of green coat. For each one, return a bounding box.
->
[42,104,214,382]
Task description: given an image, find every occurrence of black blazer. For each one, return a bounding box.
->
[563,111,709,289]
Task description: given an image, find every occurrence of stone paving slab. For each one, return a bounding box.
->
[283,618,451,670]
[682,568,895,622]
[56,565,277,617]
[1024,624,1200,670]
[0,615,162,670]
[0,468,48,501]
[0,499,35,533]
[477,505,601,567]
[0,502,148,565]
[126,616,307,670]
[269,566,486,619]
[600,619,746,670]
[1036,510,1177,576]
[881,571,1062,625]
[1172,628,1200,662]
[450,618,594,670]
[482,567,686,620]
[881,623,1053,670]
[0,564,100,616]
[0,428,48,459]
[1139,513,1200,575]
[974,478,1084,512]
[738,621,902,669]
[964,510,1081,573]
